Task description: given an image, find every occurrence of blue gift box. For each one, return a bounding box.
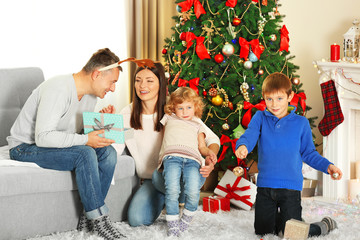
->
[83,112,124,143]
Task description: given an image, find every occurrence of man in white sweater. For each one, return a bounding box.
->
[7,48,125,240]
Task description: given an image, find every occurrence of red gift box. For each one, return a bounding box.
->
[203,195,230,213]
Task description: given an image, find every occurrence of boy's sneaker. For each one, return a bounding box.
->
[92,215,126,239]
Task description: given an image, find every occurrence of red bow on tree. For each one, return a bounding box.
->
[178,78,200,94]
[242,100,266,128]
[178,0,206,19]
[218,135,238,163]
[290,92,307,114]
[182,32,211,60]
[218,134,247,178]
[226,0,237,7]
[238,38,264,60]
[279,25,289,52]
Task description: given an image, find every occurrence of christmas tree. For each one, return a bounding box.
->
[162,0,315,172]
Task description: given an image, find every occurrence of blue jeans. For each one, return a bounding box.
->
[9,143,117,220]
[255,187,321,237]
[162,155,205,215]
[127,169,186,226]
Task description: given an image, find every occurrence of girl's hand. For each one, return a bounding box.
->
[327,164,343,180]
[100,104,116,114]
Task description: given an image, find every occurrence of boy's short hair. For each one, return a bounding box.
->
[262,72,292,96]
[165,87,204,118]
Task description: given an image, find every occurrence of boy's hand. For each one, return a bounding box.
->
[99,104,116,114]
[235,145,248,159]
[327,164,343,180]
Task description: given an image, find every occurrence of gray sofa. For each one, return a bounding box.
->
[0,67,139,240]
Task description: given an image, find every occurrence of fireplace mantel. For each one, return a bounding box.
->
[315,61,360,200]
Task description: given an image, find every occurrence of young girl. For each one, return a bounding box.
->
[157,87,217,237]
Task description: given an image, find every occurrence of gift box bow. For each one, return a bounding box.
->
[216,176,253,208]
[84,115,124,138]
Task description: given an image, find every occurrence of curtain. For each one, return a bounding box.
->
[124,0,177,100]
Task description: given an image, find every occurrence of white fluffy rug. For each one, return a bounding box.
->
[29,198,360,240]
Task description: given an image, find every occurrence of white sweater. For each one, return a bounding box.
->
[118,104,220,179]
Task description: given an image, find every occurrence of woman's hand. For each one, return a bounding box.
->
[100,104,116,114]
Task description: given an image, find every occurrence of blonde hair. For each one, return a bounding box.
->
[262,72,292,96]
[165,87,204,118]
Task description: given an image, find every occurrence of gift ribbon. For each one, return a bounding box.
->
[84,115,124,138]
[279,25,289,52]
[208,196,222,212]
[182,32,211,60]
[216,176,253,208]
[178,0,206,19]
[241,100,266,128]
[178,78,200,94]
[239,38,263,60]
[290,92,306,113]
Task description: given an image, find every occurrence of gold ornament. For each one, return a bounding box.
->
[240,81,250,102]
[172,50,182,64]
[211,95,223,106]
[233,166,244,177]
[222,123,230,130]
[291,77,300,85]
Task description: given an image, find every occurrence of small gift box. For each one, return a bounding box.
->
[214,169,257,211]
[83,112,124,143]
[203,195,230,213]
[284,219,310,240]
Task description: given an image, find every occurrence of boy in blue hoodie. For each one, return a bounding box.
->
[235,72,342,237]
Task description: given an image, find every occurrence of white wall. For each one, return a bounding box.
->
[281,0,360,147]
[0,0,129,112]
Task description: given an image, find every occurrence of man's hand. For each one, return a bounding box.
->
[99,104,116,114]
[86,130,115,148]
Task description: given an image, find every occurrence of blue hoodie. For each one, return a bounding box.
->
[236,106,331,191]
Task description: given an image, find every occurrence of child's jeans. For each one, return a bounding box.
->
[255,187,321,237]
[162,155,205,215]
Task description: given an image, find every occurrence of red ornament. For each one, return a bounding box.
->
[228,102,234,110]
[202,89,207,96]
[232,18,241,26]
[179,32,186,41]
[214,54,224,63]
[162,48,167,54]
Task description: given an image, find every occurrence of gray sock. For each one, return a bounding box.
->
[313,217,338,235]
[77,212,92,232]
[92,215,126,239]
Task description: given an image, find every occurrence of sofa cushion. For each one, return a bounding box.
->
[0,67,44,147]
[0,153,135,197]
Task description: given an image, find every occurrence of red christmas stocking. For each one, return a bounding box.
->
[318,80,344,136]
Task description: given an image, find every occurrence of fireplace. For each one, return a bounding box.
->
[315,61,360,200]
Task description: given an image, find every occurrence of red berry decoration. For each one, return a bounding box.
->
[179,32,186,41]
[228,101,234,110]
[232,18,241,26]
[162,48,167,54]
[214,54,224,63]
